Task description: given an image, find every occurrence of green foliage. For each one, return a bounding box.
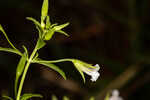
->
[46,16,51,29]
[44,29,55,40]
[0,0,100,100]
[43,22,69,40]
[20,93,42,100]
[15,52,27,96]
[53,22,69,31]
[36,38,46,50]
[0,47,22,56]
[22,46,28,59]
[0,24,18,50]
[33,59,66,80]
[26,17,43,38]
[41,0,49,26]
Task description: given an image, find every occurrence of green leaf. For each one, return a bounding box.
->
[0,47,22,56]
[46,16,51,29]
[51,95,58,100]
[50,23,58,28]
[44,29,54,40]
[53,22,69,31]
[63,96,70,100]
[41,0,49,22]
[2,95,13,100]
[0,24,18,50]
[15,53,27,96]
[26,17,41,27]
[34,59,66,80]
[22,45,28,59]
[21,93,43,100]
[56,30,69,37]
[26,17,43,38]
[36,38,46,50]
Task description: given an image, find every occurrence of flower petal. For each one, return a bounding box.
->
[90,71,100,82]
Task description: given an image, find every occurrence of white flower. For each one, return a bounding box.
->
[82,64,100,82]
[73,60,100,82]
[109,89,123,100]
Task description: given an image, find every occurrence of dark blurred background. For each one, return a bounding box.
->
[0,0,150,100]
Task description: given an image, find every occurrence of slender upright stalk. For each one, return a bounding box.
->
[16,43,38,100]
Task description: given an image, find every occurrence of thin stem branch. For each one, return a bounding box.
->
[32,58,73,63]
[16,43,38,100]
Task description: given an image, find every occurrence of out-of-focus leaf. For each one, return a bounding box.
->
[33,59,66,80]
[2,95,13,100]
[21,93,42,100]
[89,97,95,100]
[15,53,27,95]
[104,93,110,100]
[0,47,22,56]
[51,95,58,100]
[63,96,70,100]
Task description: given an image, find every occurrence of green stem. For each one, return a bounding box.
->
[16,44,38,100]
[32,58,73,63]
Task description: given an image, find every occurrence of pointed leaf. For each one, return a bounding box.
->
[46,16,51,29]
[15,53,27,95]
[21,93,42,100]
[50,23,58,28]
[0,47,22,56]
[26,17,43,38]
[56,30,69,37]
[51,95,58,100]
[41,0,49,22]
[26,17,41,27]
[44,29,54,40]
[2,95,13,100]
[35,61,66,80]
[53,22,69,31]
[0,24,17,50]
[36,25,43,38]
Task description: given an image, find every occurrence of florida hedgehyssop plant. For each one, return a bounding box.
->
[0,0,100,100]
